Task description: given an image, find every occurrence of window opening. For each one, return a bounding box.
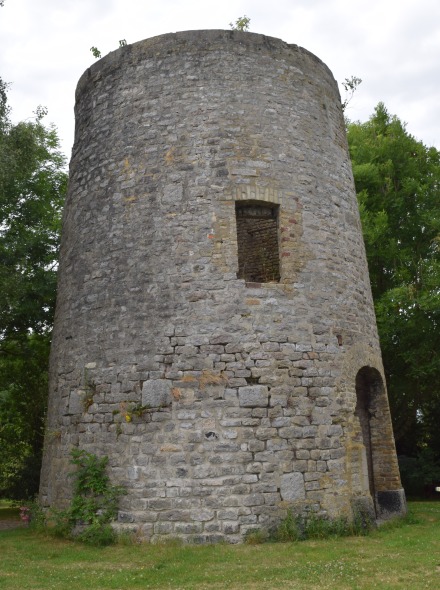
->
[235,202,280,283]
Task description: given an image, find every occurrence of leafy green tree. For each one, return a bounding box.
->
[0,78,67,499]
[347,103,440,458]
[0,335,50,498]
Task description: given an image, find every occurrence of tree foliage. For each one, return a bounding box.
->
[341,76,362,112]
[229,16,251,31]
[347,103,440,458]
[0,78,67,499]
[90,46,101,59]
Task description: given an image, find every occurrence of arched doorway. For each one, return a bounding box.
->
[355,366,385,513]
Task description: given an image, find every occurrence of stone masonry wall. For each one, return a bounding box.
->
[40,30,405,542]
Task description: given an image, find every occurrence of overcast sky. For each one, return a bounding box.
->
[1,0,439,157]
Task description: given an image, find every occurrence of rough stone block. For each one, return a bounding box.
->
[280,472,306,501]
[142,379,172,408]
[68,389,84,415]
[239,386,269,407]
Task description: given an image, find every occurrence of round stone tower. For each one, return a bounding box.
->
[40,30,405,542]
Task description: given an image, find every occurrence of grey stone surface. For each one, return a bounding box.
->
[239,386,269,408]
[68,390,84,415]
[40,29,404,543]
[142,380,172,408]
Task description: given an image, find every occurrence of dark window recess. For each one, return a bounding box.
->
[236,202,280,283]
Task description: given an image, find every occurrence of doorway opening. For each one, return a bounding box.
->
[355,366,384,511]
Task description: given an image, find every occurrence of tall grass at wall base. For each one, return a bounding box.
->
[246,508,373,544]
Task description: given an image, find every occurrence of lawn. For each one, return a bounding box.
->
[0,502,439,589]
[0,500,20,521]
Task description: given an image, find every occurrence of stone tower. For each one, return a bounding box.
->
[40,30,405,542]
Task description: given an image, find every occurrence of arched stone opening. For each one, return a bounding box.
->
[354,366,406,519]
[355,366,383,513]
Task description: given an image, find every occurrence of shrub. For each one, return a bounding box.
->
[36,449,125,546]
[76,522,117,546]
[68,449,125,528]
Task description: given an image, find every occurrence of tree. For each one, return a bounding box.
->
[229,16,251,31]
[0,78,67,499]
[347,103,440,458]
[341,76,362,112]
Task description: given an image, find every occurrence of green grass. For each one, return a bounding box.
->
[1,502,439,589]
[0,500,20,521]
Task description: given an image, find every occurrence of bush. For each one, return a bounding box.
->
[34,449,125,546]
[68,449,125,530]
[76,522,117,546]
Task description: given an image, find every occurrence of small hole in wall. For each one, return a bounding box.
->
[245,376,260,385]
[337,334,343,346]
[205,431,218,440]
